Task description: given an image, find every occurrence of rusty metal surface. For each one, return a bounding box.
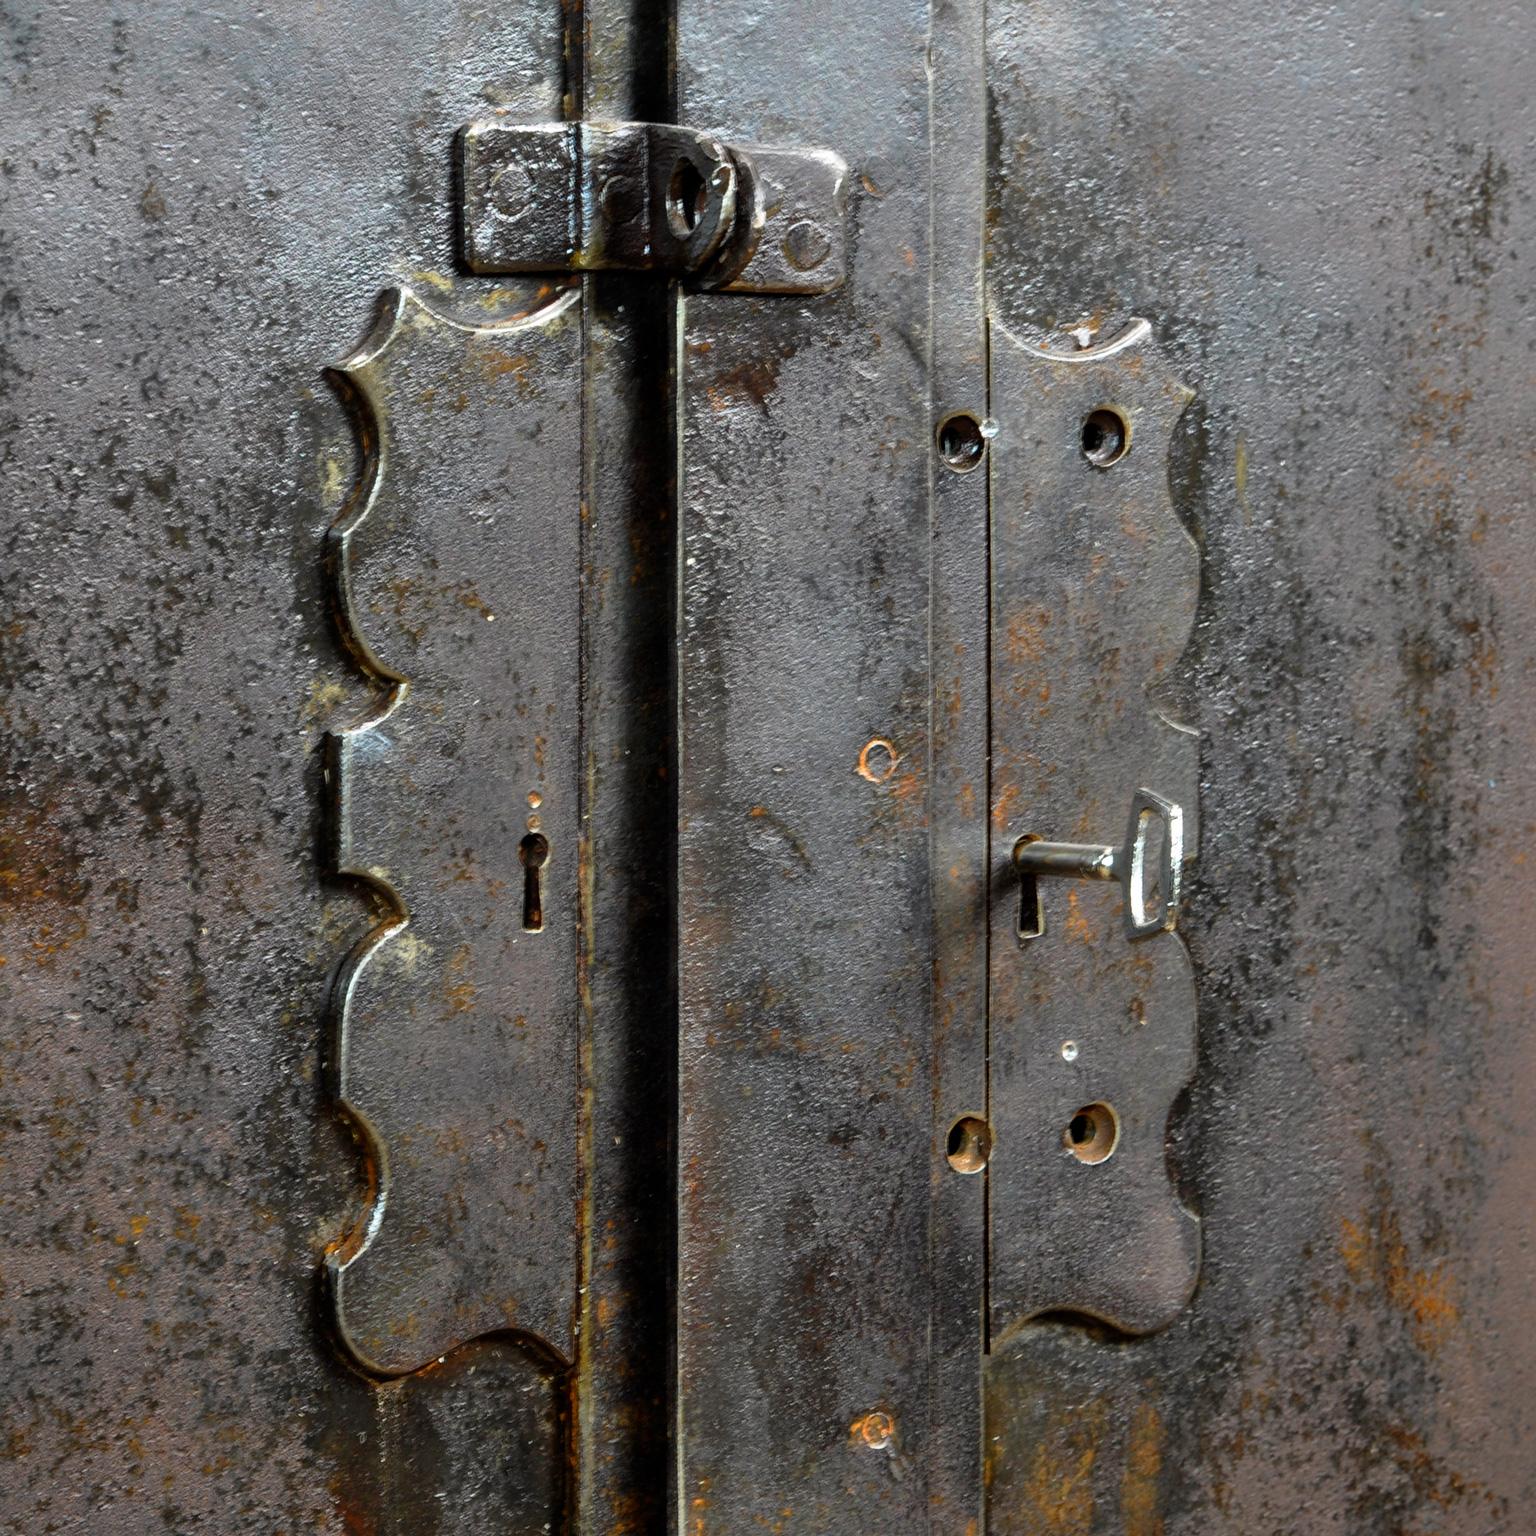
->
[982,0,1536,1530]
[986,320,1200,1339]
[673,0,943,1527]
[324,283,584,1375]
[0,5,579,1530]
[2,0,1535,1530]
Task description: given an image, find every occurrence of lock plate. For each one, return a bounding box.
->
[323,284,583,1376]
[987,318,1201,1339]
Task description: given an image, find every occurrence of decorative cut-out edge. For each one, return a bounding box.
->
[319,283,580,1376]
[990,315,1203,1340]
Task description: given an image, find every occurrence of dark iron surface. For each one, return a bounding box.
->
[674,1,946,1528]
[0,5,581,1531]
[1,0,1533,1531]
[983,1,1536,1529]
[324,282,584,1377]
[987,319,1200,1341]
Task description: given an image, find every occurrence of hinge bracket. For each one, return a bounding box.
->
[459,119,849,294]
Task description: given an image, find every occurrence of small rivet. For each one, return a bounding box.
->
[488,161,535,221]
[782,218,832,272]
[1061,1040,1078,1062]
[855,1411,894,1450]
[598,171,643,228]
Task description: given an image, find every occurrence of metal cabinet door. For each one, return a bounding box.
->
[3,2,1534,1533]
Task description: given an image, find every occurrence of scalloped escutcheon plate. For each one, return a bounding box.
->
[324,283,582,1375]
[987,318,1200,1340]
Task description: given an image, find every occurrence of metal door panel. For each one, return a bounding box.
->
[0,6,574,1531]
[2,0,1534,1530]
[982,1,1536,1529]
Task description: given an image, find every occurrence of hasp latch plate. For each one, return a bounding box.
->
[459,119,849,294]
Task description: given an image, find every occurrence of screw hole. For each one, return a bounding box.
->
[937,412,986,473]
[1081,407,1130,468]
[668,156,708,236]
[946,1114,992,1174]
[1064,1102,1118,1163]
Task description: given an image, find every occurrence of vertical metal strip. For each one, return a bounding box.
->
[928,0,991,1527]
[673,3,939,1529]
[568,4,681,1530]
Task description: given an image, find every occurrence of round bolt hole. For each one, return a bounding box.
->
[1064,1102,1119,1164]
[1080,407,1130,468]
[937,412,986,473]
[946,1114,992,1174]
[668,157,708,237]
[856,737,899,785]
[854,1410,895,1451]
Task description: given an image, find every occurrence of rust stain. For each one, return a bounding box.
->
[705,355,782,414]
[1062,889,1094,945]
[992,780,1022,830]
[0,797,89,969]
[1380,1421,1503,1518]
[1004,606,1053,667]
[885,764,927,829]
[690,1473,711,1536]
[1339,1201,1458,1353]
[1120,1401,1164,1536]
[850,1410,895,1450]
[443,945,476,1014]
[1016,1397,1105,1534]
[469,345,535,395]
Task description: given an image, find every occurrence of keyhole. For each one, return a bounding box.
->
[1017,834,1044,940]
[520,833,549,932]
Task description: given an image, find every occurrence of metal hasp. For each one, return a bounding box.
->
[459,119,849,294]
[323,285,583,1377]
[987,317,1201,1340]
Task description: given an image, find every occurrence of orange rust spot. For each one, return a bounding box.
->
[1340,1204,1459,1353]
[1121,1401,1164,1536]
[469,346,534,394]
[1004,606,1053,667]
[1063,889,1094,945]
[444,945,476,1014]
[1012,1396,1106,1533]
[851,1410,895,1450]
[856,737,900,784]
[0,798,88,968]
[705,355,782,414]
[992,781,1021,830]
[1379,1420,1500,1515]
